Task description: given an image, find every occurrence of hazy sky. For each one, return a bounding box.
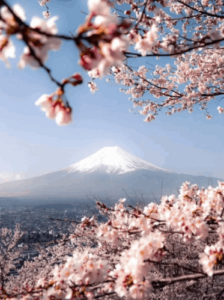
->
[1,0,224,182]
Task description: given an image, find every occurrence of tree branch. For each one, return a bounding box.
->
[152,269,224,288]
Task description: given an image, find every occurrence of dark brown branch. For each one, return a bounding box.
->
[152,269,224,288]
[125,37,224,58]
[176,0,224,19]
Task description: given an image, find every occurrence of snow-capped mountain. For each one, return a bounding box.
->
[0,146,222,205]
[66,146,170,174]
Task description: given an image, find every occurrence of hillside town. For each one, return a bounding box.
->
[0,204,97,240]
[0,203,102,276]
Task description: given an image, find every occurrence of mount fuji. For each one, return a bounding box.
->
[0,146,222,205]
[65,146,171,175]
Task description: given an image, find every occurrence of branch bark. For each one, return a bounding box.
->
[152,269,224,288]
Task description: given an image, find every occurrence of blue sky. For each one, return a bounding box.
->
[0,0,224,181]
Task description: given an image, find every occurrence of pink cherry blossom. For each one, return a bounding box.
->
[0,36,15,67]
[19,16,61,68]
[88,0,111,16]
[55,106,72,126]
[43,11,50,19]
[135,24,158,56]
[217,106,224,114]
[38,0,50,6]
[88,81,98,94]
[35,94,72,125]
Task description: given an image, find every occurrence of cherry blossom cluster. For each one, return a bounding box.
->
[134,24,158,57]
[2,0,224,124]
[79,0,131,85]
[38,0,50,19]
[0,0,131,125]
[35,73,82,125]
[35,93,73,126]
[87,0,224,122]
[3,181,224,299]
[18,16,61,69]
[0,3,60,67]
[36,250,109,299]
[88,81,98,94]
[0,1,74,125]
[199,241,224,276]
[107,54,224,122]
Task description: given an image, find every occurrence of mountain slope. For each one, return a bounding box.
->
[0,147,222,204]
[65,146,171,174]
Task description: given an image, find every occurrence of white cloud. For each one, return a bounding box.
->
[0,172,25,183]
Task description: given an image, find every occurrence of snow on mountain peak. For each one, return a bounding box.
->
[66,146,170,174]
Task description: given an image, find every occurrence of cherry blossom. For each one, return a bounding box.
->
[1,0,224,298]
[3,181,224,299]
[0,0,224,124]
[0,3,26,26]
[0,36,15,67]
[43,11,50,19]
[199,242,224,276]
[88,81,98,94]
[77,0,131,78]
[19,16,61,69]
[88,0,111,17]
[217,106,224,114]
[38,0,50,7]
[35,93,72,125]
[135,24,158,56]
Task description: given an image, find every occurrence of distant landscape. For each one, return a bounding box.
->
[0,146,221,207]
